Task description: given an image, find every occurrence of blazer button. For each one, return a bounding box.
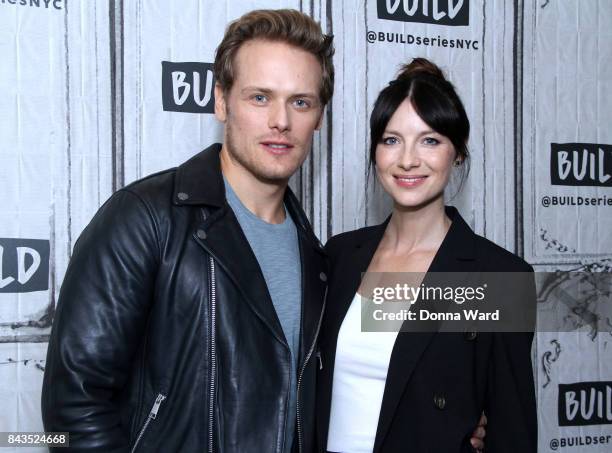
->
[177,192,189,201]
[196,229,207,240]
[465,331,477,341]
[319,272,328,282]
[433,394,446,410]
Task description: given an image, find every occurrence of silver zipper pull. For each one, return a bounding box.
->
[316,351,323,370]
[150,394,166,419]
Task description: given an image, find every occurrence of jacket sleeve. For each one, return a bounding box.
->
[484,270,538,452]
[42,189,160,452]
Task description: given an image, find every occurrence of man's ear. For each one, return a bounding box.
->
[214,83,227,122]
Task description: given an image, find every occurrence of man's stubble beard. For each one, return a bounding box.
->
[224,112,309,185]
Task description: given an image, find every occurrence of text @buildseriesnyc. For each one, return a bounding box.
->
[358,272,612,333]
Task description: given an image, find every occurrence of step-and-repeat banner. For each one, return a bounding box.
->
[1,1,611,451]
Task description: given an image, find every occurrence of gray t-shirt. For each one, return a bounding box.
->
[224,178,302,453]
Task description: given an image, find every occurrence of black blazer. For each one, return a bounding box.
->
[316,206,537,453]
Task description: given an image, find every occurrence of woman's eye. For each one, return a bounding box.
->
[382,136,399,145]
[423,137,440,146]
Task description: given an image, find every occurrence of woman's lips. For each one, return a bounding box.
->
[393,175,428,187]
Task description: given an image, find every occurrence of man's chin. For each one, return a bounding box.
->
[253,169,295,185]
[251,161,303,184]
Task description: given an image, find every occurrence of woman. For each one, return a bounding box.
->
[316,59,537,452]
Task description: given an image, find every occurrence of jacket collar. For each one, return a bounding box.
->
[173,143,324,253]
[430,205,476,269]
[328,205,477,342]
[353,205,475,264]
[173,143,226,207]
[186,144,328,357]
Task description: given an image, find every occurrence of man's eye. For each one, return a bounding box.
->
[294,99,310,108]
[382,136,399,145]
[423,137,440,145]
[253,94,267,103]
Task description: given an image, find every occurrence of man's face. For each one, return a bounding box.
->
[215,39,324,183]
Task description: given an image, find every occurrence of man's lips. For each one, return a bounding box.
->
[261,141,294,154]
[393,175,428,187]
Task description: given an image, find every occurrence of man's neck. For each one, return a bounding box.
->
[220,146,288,224]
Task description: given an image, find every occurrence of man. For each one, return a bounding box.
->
[42,9,331,452]
[42,8,486,453]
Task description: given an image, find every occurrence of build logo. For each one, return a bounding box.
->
[377,0,469,26]
[0,238,49,293]
[558,382,612,426]
[162,61,215,114]
[550,143,612,187]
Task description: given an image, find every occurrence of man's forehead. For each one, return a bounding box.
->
[236,38,311,57]
[232,39,322,87]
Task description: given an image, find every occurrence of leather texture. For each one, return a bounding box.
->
[42,144,327,453]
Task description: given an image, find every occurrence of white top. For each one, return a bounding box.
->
[327,293,400,453]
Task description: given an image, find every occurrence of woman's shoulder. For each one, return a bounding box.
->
[471,233,534,273]
[324,224,383,257]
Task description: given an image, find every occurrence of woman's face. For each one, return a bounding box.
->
[375,99,457,210]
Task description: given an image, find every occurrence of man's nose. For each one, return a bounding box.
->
[268,102,290,132]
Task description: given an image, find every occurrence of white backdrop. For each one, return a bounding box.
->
[1,1,611,452]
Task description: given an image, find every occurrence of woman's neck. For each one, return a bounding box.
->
[384,199,451,255]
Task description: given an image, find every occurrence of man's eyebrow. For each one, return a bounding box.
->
[240,86,273,95]
[240,87,318,99]
[291,92,318,99]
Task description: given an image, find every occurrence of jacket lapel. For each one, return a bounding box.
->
[175,144,327,349]
[194,204,287,345]
[373,207,478,452]
[282,185,329,360]
[316,223,389,449]
[296,229,327,360]
[325,222,389,344]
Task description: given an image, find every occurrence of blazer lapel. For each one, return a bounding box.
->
[373,207,477,452]
[325,222,389,344]
[317,221,389,448]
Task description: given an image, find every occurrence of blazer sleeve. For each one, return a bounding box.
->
[41,189,160,452]
[484,270,538,452]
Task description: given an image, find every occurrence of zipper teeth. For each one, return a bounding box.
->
[130,393,166,453]
[130,417,151,453]
[296,286,328,453]
[208,257,217,453]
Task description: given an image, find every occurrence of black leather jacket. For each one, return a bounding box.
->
[42,144,327,453]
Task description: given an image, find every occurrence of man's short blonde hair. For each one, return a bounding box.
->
[214,9,335,106]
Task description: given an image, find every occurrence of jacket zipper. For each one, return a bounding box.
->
[208,256,217,453]
[130,393,166,453]
[296,286,328,453]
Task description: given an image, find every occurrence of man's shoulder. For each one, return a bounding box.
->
[117,144,223,209]
[120,167,178,208]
